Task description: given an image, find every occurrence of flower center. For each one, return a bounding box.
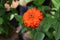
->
[30,14,34,18]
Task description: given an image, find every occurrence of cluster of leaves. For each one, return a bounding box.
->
[0,0,16,35]
[0,0,60,40]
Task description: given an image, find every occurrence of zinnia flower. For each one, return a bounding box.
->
[23,8,43,28]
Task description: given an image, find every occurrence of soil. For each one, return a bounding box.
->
[0,29,18,40]
[0,29,32,40]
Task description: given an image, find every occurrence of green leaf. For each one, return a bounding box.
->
[40,16,55,32]
[38,6,51,13]
[45,31,54,39]
[54,22,60,40]
[25,0,33,4]
[0,26,4,34]
[11,8,18,13]
[2,22,9,35]
[33,32,45,40]
[21,25,27,33]
[0,0,5,5]
[8,0,12,5]
[0,4,4,8]
[10,14,15,20]
[0,8,6,16]
[0,17,4,24]
[33,0,45,6]
[51,0,60,10]
[15,15,23,25]
[53,8,60,40]
[30,29,45,40]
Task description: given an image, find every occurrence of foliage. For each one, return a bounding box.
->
[51,0,60,11]
[0,0,60,40]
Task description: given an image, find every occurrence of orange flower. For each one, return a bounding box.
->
[23,8,43,28]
